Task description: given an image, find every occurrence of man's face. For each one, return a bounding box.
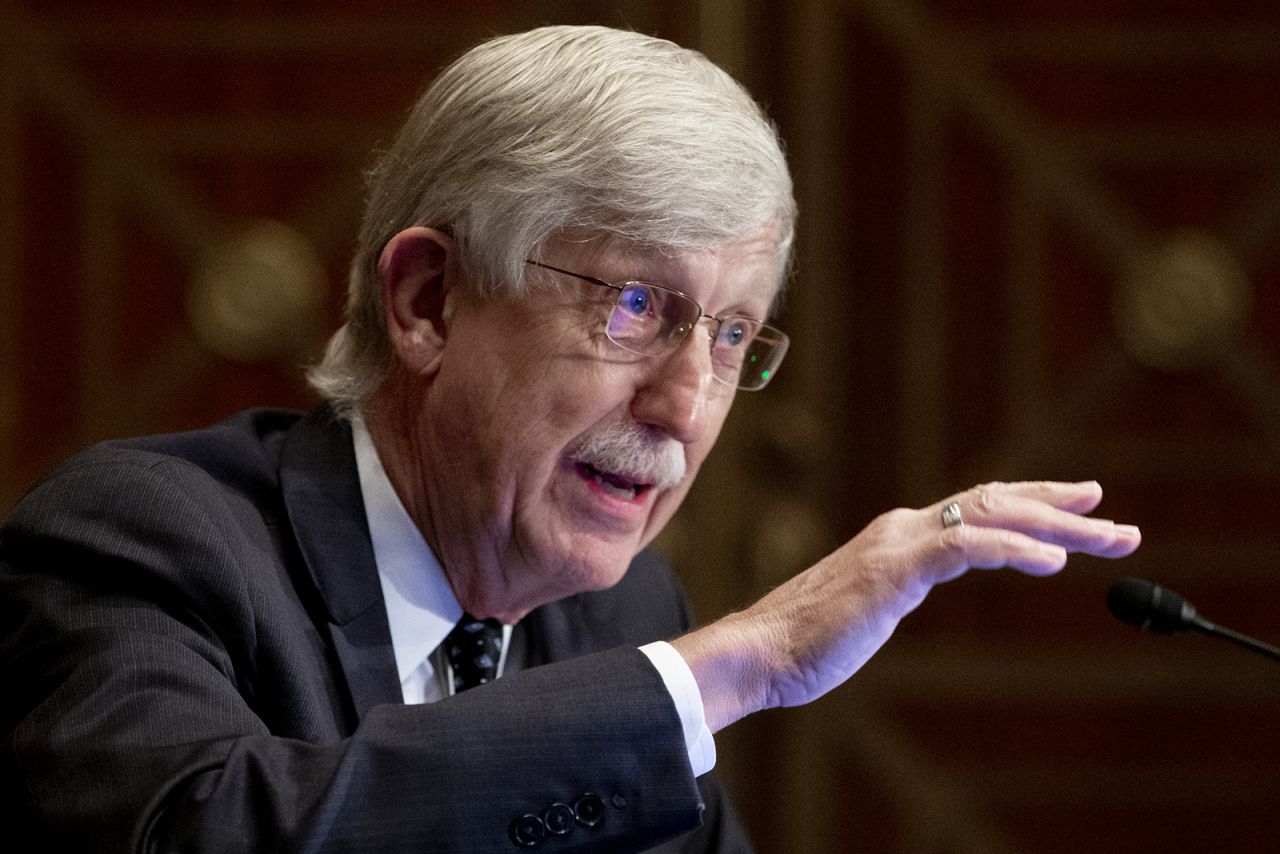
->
[413,229,782,621]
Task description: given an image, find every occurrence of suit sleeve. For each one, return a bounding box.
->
[0,452,708,853]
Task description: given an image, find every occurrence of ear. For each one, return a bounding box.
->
[378,226,458,377]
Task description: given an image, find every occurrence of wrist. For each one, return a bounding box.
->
[670,610,778,733]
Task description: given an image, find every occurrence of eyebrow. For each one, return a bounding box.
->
[531,258,776,322]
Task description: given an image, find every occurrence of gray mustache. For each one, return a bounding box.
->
[568,423,686,490]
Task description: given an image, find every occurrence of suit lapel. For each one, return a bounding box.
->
[519,550,684,669]
[521,593,621,667]
[278,407,402,721]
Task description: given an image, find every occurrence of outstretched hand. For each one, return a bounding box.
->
[672,481,1141,732]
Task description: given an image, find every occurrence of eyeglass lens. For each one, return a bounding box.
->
[523,260,786,390]
[605,283,786,390]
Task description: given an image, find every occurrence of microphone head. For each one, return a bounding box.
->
[1106,578,1198,635]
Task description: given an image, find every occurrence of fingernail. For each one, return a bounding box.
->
[1115,524,1140,538]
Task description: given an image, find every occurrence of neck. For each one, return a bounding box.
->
[361,378,530,624]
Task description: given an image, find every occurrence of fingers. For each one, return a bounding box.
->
[930,480,1103,517]
[967,487,1138,556]
[937,525,1068,577]
[924,480,1140,576]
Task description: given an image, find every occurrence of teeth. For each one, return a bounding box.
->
[590,470,638,501]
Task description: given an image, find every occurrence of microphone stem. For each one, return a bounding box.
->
[1198,621,1280,662]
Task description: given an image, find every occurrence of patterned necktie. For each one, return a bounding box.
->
[444,613,504,693]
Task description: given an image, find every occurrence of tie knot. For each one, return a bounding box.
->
[445,614,504,693]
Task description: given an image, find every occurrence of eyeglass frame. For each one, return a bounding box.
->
[524,259,788,391]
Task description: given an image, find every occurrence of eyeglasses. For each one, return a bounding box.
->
[526,260,789,391]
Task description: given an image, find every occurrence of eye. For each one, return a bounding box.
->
[618,285,653,316]
[717,320,749,348]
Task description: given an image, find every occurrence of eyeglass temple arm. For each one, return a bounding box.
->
[524,259,621,293]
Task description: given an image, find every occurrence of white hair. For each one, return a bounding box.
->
[308,24,796,413]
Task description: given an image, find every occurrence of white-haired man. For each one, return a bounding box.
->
[0,25,1139,853]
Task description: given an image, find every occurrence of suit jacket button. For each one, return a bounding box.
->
[543,802,575,835]
[574,793,605,828]
[510,813,545,848]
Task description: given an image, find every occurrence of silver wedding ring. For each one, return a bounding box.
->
[941,502,964,529]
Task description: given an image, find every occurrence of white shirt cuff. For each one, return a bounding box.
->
[638,641,716,777]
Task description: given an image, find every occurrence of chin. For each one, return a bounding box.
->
[554,539,637,597]
[571,554,634,594]
[513,518,649,607]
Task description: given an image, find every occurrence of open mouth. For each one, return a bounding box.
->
[575,462,653,502]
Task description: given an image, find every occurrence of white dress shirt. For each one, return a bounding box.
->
[351,417,715,774]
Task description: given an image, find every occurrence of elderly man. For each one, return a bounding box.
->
[0,25,1139,853]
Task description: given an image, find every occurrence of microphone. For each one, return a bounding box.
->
[1106,578,1280,662]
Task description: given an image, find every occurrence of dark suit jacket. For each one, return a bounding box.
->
[0,407,751,853]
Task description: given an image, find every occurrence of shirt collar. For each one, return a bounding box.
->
[351,416,462,687]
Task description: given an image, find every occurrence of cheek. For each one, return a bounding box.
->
[476,363,635,488]
[690,402,733,467]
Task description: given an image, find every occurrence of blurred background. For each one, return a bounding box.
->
[3,0,1279,851]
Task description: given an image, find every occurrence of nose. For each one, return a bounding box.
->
[629,326,718,446]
